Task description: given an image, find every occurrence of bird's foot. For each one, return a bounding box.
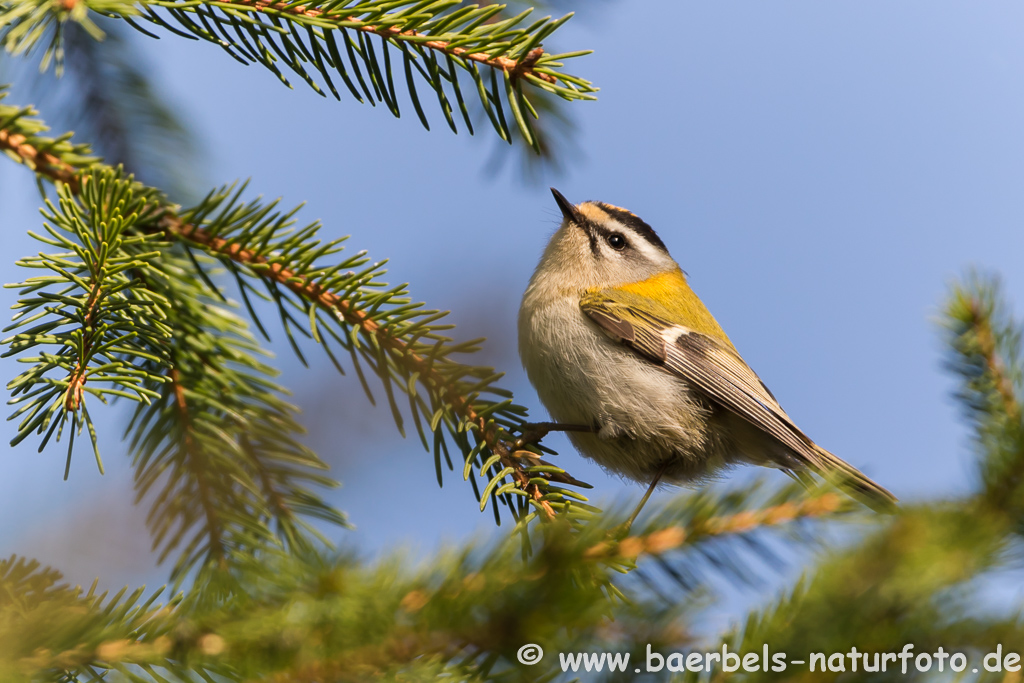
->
[513,422,595,450]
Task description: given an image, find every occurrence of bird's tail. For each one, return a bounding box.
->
[805,444,898,514]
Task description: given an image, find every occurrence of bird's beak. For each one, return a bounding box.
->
[550,188,579,224]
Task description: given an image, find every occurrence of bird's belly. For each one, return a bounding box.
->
[519,297,724,483]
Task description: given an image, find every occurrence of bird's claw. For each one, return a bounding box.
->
[512,421,596,450]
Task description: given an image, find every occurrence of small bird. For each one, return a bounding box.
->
[517,189,896,521]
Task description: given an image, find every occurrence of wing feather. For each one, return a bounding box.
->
[581,291,897,511]
[580,292,821,466]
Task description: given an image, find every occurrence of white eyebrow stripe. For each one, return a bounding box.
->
[611,222,675,266]
[629,231,669,260]
[585,206,677,268]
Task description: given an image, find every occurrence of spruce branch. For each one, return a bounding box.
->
[586,489,848,563]
[42,489,834,682]
[0,0,597,148]
[670,280,1024,683]
[0,86,95,187]
[162,183,589,526]
[123,247,347,583]
[0,106,346,578]
[950,281,1021,419]
[0,482,845,681]
[708,504,1012,683]
[5,14,201,201]
[0,555,207,682]
[0,0,118,73]
[54,18,202,201]
[0,99,590,533]
[944,273,1024,515]
[187,0,558,82]
[578,480,856,596]
[3,169,172,476]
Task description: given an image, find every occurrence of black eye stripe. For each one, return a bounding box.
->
[589,224,631,250]
[571,214,603,256]
[571,212,654,257]
[595,203,667,253]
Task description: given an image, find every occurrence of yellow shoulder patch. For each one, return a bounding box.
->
[604,269,735,348]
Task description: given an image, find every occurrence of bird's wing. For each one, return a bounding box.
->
[580,290,819,464]
[581,290,897,511]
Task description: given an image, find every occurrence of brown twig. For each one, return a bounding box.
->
[64,281,104,411]
[0,128,81,191]
[968,298,1022,421]
[212,0,557,84]
[584,493,845,561]
[962,296,1024,510]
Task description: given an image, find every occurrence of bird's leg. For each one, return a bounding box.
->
[513,422,596,449]
[621,462,670,534]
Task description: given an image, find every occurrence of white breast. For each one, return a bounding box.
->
[517,292,714,482]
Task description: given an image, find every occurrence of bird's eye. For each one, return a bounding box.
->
[607,233,626,250]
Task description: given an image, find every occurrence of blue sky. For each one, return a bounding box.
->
[2,1,1024,606]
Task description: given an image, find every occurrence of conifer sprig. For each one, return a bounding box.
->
[1,166,347,581]
[163,182,592,527]
[0,87,96,187]
[0,99,591,533]
[49,19,203,202]
[587,484,849,564]
[0,555,203,682]
[0,0,110,73]
[679,277,1024,682]
[123,246,348,584]
[3,482,843,682]
[3,171,172,476]
[944,274,1024,514]
[702,503,1011,683]
[132,0,596,148]
[583,480,855,595]
[0,0,597,148]
[0,103,346,579]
